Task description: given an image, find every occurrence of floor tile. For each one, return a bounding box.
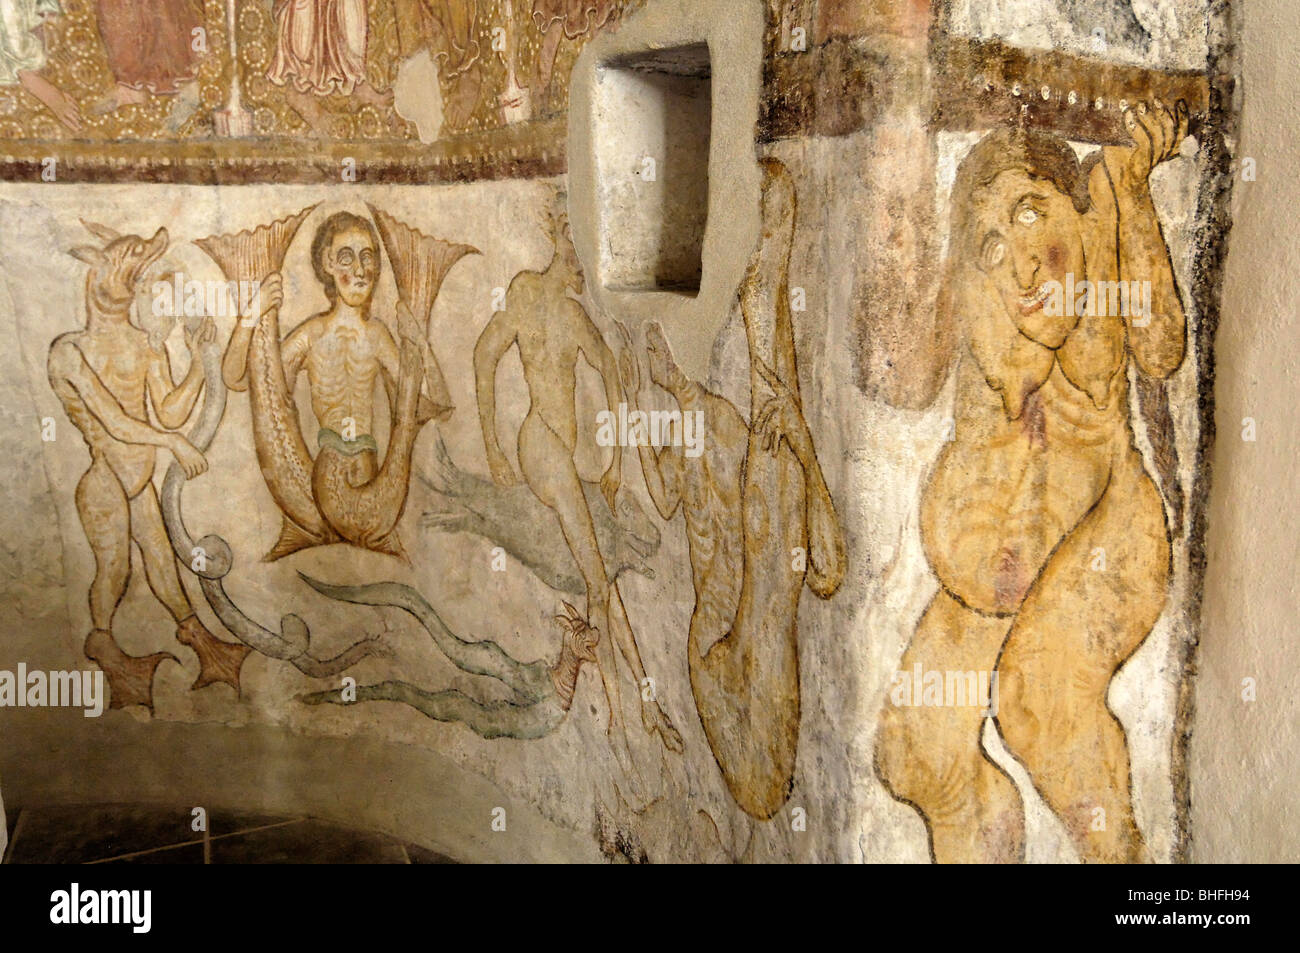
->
[209,819,408,864]
[4,805,194,864]
[101,841,207,864]
[207,809,301,837]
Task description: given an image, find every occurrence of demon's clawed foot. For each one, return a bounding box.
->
[84,629,177,712]
[176,614,251,693]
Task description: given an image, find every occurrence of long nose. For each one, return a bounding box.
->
[1009,239,1039,290]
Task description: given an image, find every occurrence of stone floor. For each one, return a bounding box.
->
[1,805,455,864]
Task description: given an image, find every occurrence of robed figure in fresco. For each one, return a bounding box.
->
[530,0,618,111]
[93,0,204,108]
[393,0,483,131]
[267,0,391,134]
[0,0,81,129]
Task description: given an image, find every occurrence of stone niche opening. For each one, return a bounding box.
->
[593,43,712,295]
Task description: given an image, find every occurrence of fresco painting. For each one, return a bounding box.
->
[0,0,1236,863]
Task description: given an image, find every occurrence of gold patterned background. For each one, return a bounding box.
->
[0,1,640,167]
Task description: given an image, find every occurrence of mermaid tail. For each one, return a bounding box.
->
[194,206,338,560]
[367,203,478,420]
[168,207,382,678]
[311,344,422,559]
[298,206,477,554]
[246,283,338,557]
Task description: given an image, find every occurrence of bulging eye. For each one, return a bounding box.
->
[1016,206,1040,227]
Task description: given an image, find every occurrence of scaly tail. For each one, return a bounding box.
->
[193,206,336,559]
[248,296,336,556]
[313,344,423,557]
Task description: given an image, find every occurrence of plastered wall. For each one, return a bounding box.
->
[1190,0,1300,864]
[0,0,1280,864]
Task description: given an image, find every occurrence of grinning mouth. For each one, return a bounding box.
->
[1018,282,1052,314]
